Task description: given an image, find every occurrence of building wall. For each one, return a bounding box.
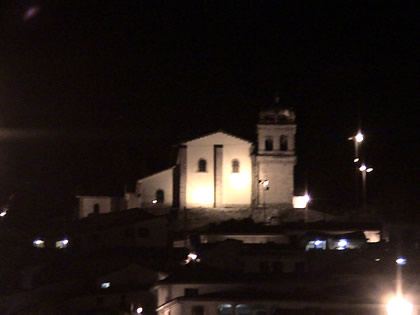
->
[185,132,253,208]
[257,156,295,205]
[138,168,174,208]
[77,196,117,218]
[222,143,253,206]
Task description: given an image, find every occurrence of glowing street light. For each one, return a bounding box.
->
[348,131,364,160]
[386,295,413,315]
[136,306,143,314]
[359,164,373,209]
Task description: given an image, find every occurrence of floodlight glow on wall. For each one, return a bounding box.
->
[230,171,250,189]
[191,186,213,205]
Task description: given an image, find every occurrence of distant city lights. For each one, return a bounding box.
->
[337,239,348,250]
[185,252,200,264]
[101,282,111,289]
[33,239,45,248]
[56,239,69,249]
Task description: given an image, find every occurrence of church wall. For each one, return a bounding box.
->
[222,143,252,206]
[138,168,173,208]
[186,144,214,207]
[257,156,295,205]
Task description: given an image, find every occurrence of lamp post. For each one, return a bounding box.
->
[359,164,373,210]
[259,179,269,222]
[348,131,364,161]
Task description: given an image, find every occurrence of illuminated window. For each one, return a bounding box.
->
[232,159,240,173]
[93,203,100,214]
[265,138,273,151]
[198,159,207,172]
[280,135,288,151]
[156,189,164,203]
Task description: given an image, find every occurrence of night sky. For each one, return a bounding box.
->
[0,1,418,224]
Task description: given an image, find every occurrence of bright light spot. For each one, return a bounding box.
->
[396,257,407,265]
[152,199,157,204]
[337,239,348,250]
[354,158,360,163]
[101,282,110,289]
[293,195,310,209]
[191,186,213,205]
[366,167,373,172]
[262,180,269,187]
[23,6,40,21]
[136,307,143,314]
[0,211,7,217]
[306,240,326,251]
[185,252,200,264]
[230,171,249,189]
[359,164,367,172]
[386,296,413,315]
[55,239,69,249]
[33,239,45,248]
[355,132,364,143]
[375,258,381,262]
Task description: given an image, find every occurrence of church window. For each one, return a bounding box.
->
[198,159,207,172]
[156,189,164,203]
[280,135,288,151]
[93,203,100,214]
[232,159,240,173]
[265,138,273,151]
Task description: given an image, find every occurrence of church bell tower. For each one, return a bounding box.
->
[254,101,297,207]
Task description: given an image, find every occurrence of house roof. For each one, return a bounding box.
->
[137,166,175,182]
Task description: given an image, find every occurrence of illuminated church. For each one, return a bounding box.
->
[135,105,297,210]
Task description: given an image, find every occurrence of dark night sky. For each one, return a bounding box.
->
[0,1,418,223]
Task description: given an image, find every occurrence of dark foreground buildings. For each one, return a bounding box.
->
[1,105,419,314]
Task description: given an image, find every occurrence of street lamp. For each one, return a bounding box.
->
[348,131,364,161]
[359,164,373,209]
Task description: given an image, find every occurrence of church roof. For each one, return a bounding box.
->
[181,130,252,146]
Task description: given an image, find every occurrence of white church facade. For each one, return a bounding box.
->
[136,105,297,210]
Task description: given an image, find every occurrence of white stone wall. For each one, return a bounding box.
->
[184,132,253,208]
[138,168,174,208]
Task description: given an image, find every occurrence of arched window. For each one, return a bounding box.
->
[198,159,207,172]
[93,203,100,214]
[265,138,273,151]
[156,189,164,203]
[232,159,240,173]
[280,135,288,151]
